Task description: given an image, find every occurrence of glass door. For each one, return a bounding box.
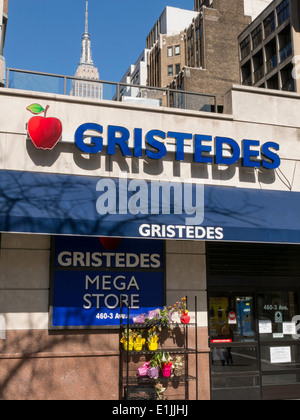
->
[257,291,300,400]
[209,293,261,400]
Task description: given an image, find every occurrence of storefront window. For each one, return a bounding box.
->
[260,344,300,371]
[257,291,298,342]
[211,346,258,372]
[209,295,256,344]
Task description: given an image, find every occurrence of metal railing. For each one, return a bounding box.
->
[5,68,218,113]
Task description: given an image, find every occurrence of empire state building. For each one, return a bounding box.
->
[71,1,103,99]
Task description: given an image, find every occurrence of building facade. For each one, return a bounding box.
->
[170,0,252,110]
[147,7,198,88]
[238,0,300,92]
[194,0,274,19]
[146,1,289,110]
[114,49,154,105]
[147,0,252,110]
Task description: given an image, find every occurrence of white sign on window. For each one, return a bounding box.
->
[270,346,291,364]
[283,322,296,335]
[259,320,272,334]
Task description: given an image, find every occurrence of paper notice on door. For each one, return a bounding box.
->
[282,322,296,335]
[259,320,272,334]
[270,346,291,364]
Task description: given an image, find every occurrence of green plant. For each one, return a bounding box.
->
[158,306,175,330]
[175,297,188,315]
[149,351,172,369]
[120,328,134,342]
[155,382,166,400]
[134,329,144,338]
[145,306,175,330]
[172,355,184,377]
[149,352,163,368]
[173,355,183,368]
[120,328,143,344]
[147,326,158,343]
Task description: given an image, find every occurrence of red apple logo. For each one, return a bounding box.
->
[99,237,122,250]
[27,103,62,150]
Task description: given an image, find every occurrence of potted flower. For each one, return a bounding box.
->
[176,297,190,324]
[148,353,160,379]
[133,329,146,351]
[161,352,173,378]
[137,362,150,378]
[157,306,174,330]
[120,328,134,351]
[146,307,174,330]
[147,326,159,351]
[133,313,146,324]
[145,308,161,325]
[155,382,166,401]
[173,356,184,377]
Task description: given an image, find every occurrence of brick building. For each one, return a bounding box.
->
[169,0,252,111]
[147,7,198,88]
[147,0,251,111]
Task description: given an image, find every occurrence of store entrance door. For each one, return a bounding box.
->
[209,293,260,400]
[209,291,300,400]
[257,291,300,400]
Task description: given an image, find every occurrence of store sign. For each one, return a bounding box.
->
[25,104,280,168]
[51,236,164,328]
[74,123,281,169]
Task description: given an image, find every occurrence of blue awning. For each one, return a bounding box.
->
[0,170,299,244]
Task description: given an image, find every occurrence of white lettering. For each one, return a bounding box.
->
[138,224,224,240]
[96,179,117,215]
[57,251,161,268]
[96,178,205,225]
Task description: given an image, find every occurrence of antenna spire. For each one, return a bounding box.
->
[79,0,94,65]
[85,1,89,34]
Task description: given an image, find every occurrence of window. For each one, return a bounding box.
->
[251,25,262,50]
[168,65,173,76]
[264,11,275,38]
[241,60,252,85]
[175,64,181,74]
[132,71,139,85]
[167,47,173,57]
[175,45,180,56]
[209,294,256,344]
[240,35,250,60]
[277,0,290,26]
[196,25,202,41]
[278,25,292,63]
[253,50,264,83]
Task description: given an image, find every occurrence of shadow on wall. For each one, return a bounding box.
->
[26,139,277,186]
[0,327,120,400]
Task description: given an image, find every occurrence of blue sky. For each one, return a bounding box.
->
[4,0,194,82]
